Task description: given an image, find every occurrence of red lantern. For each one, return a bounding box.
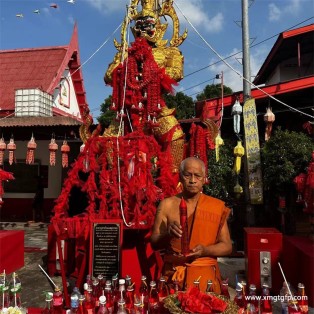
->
[264,107,275,141]
[0,138,6,166]
[26,134,37,164]
[61,140,70,168]
[7,137,16,165]
[49,138,58,166]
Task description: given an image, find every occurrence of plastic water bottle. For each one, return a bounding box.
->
[70,287,80,313]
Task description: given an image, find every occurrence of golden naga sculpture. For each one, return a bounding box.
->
[81,0,188,172]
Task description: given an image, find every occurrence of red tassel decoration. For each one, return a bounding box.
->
[7,137,16,165]
[0,137,6,166]
[61,140,70,168]
[26,134,37,164]
[49,137,58,166]
[180,197,190,256]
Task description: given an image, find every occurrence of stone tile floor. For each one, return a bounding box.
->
[0,222,313,313]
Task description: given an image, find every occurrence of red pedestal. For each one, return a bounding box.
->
[0,230,24,274]
[244,228,282,294]
[282,236,314,307]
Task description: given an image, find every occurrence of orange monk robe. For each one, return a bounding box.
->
[164,193,230,294]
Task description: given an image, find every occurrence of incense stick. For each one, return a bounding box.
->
[38,264,57,288]
[278,262,297,311]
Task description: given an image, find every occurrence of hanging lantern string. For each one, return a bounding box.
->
[174,2,314,120]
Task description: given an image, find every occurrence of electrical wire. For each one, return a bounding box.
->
[174,2,314,119]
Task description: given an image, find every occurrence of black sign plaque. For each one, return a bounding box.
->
[90,220,122,279]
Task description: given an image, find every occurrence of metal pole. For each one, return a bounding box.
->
[242,0,254,225]
[242,0,251,101]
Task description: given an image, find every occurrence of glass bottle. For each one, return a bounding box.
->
[92,278,100,308]
[0,272,10,309]
[52,286,64,314]
[193,279,200,291]
[125,275,132,289]
[104,281,113,314]
[240,281,247,310]
[260,284,272,314]
[133,299,143,314]
[288,301,301,314]
[84,283,95,314]
[117,299,127,314]
[157,276,169,301]
[297,283,308,314]
[97,296,108,314]
[97,275,105,294]
[234,285,245,310]
[78,295,87,314]
[42,292,53,314]
[248,284,259,313]
[221,279,230,299]
[125,284,134,312]
[280,282,291,314]
[139,275,148,312]
[118,279,126,302]
[149,281,159,313]
[9,272,22,308]
[205,280,213,293]
[246,303,257,314]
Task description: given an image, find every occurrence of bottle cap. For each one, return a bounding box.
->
[150,281,156,287]
[99,295,106,304]
[141,275,147,281]
[119,279,125,285]
[83,283,88,291]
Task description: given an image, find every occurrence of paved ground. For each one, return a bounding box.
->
[0,222,313,313]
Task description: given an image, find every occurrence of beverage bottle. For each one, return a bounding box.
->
[78,295,87,314]
[0,272,10,309]
[125,275,132,289]
[297,283,308,314]
[248,284,259,313]
[42,292,53,314]
[97,296,108,314]
[52,286,64,314]
[92,278,100,308]
[118,279,127,301]
[117,299,128,314]
[97,275,105,294]
[125,284,134,312]
[139,275,148,312]
[280,282,291,314]
[70,288,80,314]
[260,284,272,314]
[193,279,200,291]
[149,281,159,314]
[240,281,247,309]
[133,299,144,314]
[288,301,301,314]
[234,285,245,313]
[221,279,230,299]
[104,281,113,314]
[246,303,257,313]
[205,280,213,293]
[84,283,95,314]
[157,276,169,301]
[9,272,22,307]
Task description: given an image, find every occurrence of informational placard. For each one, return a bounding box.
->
[90,220,123,279]
[243,98,263,204]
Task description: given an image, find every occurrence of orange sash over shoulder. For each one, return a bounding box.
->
[165,193,230,293]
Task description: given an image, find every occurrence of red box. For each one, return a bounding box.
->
[282,236,314,307]
[244,228,282,294]
[0,230,24,274]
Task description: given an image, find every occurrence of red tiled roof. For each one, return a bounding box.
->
[0,46,68,110]
[0,116,82,127]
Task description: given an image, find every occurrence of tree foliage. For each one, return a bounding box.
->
[164,92,195,120]
[196,84,233,102]
[261,128,314,192]
[203,139,235,202]
[97,95,115,127]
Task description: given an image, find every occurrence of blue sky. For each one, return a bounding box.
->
[1,0,313,119]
